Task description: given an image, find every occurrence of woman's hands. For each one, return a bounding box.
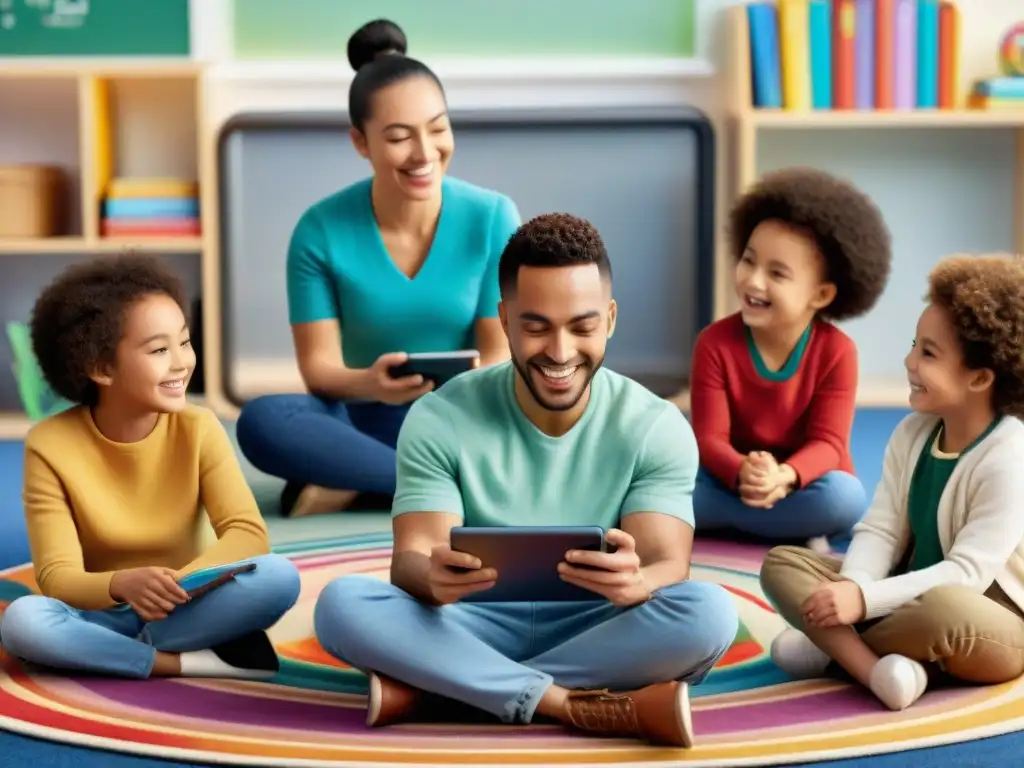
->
[365,352,435,405]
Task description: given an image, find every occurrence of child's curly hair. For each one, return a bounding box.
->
[728,167,892,322]
[928,254,1024,418]
[30,253,189,406]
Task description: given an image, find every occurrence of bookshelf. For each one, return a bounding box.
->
[724,4,1024,407]
[0,59,207,439]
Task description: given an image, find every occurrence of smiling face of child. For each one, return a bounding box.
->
[90,292,196,415]
[905,302,994,416]
[734,219,837,333]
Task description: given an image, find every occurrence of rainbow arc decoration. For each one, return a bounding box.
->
[1,533,1023,766]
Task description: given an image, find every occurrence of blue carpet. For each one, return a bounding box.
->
[0,408,1012,766]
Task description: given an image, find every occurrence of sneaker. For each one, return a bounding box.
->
[564,681,693,747]
[366,672,425,727]
[211,630,280,677]
[179,630,280,680]
[770,628,831,679]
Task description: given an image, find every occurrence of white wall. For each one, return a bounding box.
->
[1,0,1017,411]
[194,0,1024,391]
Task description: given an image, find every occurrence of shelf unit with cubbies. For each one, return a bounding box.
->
[722,5,1024,406]
[0,59,208,439]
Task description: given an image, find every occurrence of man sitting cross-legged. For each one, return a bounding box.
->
[313,213,739,747]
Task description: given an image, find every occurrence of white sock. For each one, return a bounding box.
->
[771,628,831,679]
[868,654,928,711]
[806,536,833,555]
[178,649,276,680]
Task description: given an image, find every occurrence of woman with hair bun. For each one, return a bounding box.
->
[236,20,521,517]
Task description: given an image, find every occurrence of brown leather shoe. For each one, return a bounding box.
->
[366,672,423,727]
[563,681,693,747]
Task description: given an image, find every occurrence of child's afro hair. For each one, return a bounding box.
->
[927,254,1024,418]
[728,166,892,322]
[30,253,189,407]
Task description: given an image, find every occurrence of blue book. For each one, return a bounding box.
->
[975,78,1024,99]
[103,197,200,219]
[809,0,833,109]
[916,0,939,107]
[748,2,782,108]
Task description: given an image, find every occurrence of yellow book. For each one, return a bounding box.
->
[92,78,113,200]
[778,0,812,111]
[967,95,1024,111]
[106,178,199,200]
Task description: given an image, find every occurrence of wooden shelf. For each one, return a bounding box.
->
[719,5,1024,408]
[0,60,208,425]
[737,108,1024,129]
[0,236,202,254]
[0,414,32,440]
[0,59,201,79]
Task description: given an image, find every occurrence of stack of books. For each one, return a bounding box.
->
[100,177,201,239]
[747,0,960,111]
[968,78,1024,110]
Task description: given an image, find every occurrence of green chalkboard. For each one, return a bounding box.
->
[0,0,190,56]
[232,0,696,59]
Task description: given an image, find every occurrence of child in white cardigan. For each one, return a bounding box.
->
[760,253,1024,711]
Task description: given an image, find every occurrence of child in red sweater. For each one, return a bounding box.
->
[691,167,892,549]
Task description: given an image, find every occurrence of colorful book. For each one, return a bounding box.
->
[874,0,895,109]
[893,0,918,109]
[973,78,1024,99]
[938,0,961,109]
[103,197,200,219]
[917,0,940,107]
[809,0,832,108]
[778,0,811,110]
[968,94,1024,110]
[832,0,856,108]
[101,218,201,237]
[748,2,782,108]
[106,177,199,200]
[854,0,875,109]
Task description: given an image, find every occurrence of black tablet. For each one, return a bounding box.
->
[387,350,479,386]
[449,525,608,602]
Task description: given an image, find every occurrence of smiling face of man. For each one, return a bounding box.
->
[501,262,616,419]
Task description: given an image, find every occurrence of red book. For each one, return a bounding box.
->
[938,1,960,109]
[875,0,895,108]
[833,0,856,109]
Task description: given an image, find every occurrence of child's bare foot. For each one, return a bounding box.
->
[290,485,360,517]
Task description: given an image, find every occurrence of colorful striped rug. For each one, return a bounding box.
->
[0,534,1021,767]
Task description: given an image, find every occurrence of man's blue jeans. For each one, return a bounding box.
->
[314,575,739,724]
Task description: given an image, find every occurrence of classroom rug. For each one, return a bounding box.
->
[0,532,1022,767]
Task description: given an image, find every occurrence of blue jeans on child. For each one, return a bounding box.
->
[236,395,411,495]
[0,554,300,678]
[693,469,866,540]
[314,575,739,724]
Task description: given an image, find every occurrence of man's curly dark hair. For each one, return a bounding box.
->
[30,253,189,406]
[498,212,611,298]
[728,167,892,322]
[927,254,1024,418]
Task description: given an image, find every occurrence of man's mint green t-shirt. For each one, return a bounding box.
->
[392,363,699,529]
[286,176,521,369]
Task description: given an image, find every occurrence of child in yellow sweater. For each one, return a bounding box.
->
[0,255,300,680]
